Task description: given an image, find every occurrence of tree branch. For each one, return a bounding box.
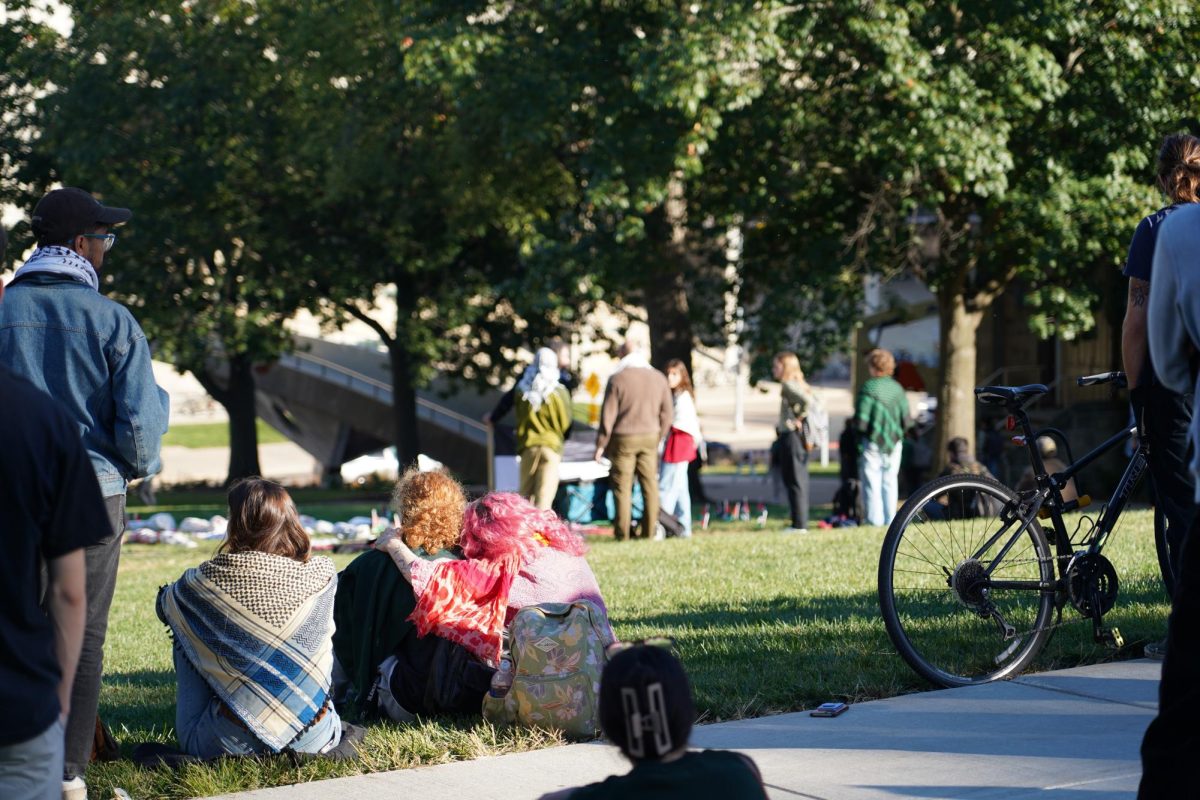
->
[341,300,396,347]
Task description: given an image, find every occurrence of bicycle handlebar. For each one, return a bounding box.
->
[1077,371,1127,388]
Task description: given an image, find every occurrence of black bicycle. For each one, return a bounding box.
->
[877,371,1168,687]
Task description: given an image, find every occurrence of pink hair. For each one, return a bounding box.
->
[460,492,586,562]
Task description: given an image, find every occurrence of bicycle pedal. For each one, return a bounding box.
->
[1098,627,1124,648]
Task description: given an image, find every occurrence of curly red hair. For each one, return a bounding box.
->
[391,467,466,554]
[461,492,586,563]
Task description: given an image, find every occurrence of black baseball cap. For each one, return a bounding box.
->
[31,187,132,244]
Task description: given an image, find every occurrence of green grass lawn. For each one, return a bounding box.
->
[86,510,1170,798]
[162,420,289,449]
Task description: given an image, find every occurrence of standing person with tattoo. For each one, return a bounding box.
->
[1122,133,1200,659]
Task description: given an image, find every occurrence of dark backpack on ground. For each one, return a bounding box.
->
[657,509,686,538]
[832,478,864,523]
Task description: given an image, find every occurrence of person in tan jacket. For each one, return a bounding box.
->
[594,334,674,540]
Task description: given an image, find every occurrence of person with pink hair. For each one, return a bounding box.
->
[375,492,610,666]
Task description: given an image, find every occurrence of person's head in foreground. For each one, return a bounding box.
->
[538,643,768,799]
[221,477,310,562]
[601,644,694,762]
[391,467,466,555]
[460,491,586,562]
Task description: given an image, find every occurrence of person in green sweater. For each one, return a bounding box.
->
[855,348,911,527]
[538,644,767,800]
[332,468,490,721]
[514,347,574,510]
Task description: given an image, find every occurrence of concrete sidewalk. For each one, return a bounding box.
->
[214,660,1159,800]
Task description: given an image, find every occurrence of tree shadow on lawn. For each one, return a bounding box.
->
[620,579,1167,720]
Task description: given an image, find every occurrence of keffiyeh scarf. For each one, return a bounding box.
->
[14,245,100,291]
[517,347,563,411]
[158,551,337,752]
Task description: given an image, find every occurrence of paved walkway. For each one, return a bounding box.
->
[213,660,1158,800]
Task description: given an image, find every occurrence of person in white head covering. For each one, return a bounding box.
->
[512,348,574,509]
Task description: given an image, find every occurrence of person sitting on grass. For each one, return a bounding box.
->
[374,492,610,669]
[333,467,492,722]
[538,643,768,799]
[157,478,347,758]
[923,437,998,520]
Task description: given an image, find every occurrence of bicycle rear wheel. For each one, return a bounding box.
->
[879,474,1056,687]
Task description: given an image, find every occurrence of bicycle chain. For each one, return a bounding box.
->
[976,554,1092,641]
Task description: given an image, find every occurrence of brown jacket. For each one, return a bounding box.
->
[596,364,674,452]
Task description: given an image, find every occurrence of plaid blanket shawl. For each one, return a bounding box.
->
[158,551,337,752]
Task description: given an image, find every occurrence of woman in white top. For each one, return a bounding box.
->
[658,360,703,538]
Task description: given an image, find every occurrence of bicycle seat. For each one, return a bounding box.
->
[975,384,1050,408]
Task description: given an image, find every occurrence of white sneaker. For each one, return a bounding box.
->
[62,776,87,800]
[781,527,809,534]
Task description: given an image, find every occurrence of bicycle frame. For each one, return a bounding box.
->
[971,410,1148,590]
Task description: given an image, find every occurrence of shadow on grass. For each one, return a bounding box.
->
[618,576,1167,719]
[101,669,178,748]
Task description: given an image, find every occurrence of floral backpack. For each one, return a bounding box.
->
[482,599,614,740]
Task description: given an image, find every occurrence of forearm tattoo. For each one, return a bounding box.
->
[1130,279,1149,308]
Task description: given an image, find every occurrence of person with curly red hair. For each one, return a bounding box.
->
[332,469,484,722]
[375,492,611,667]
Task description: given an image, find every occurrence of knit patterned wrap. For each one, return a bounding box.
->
[856,376,909,452]
[158,551,337,752]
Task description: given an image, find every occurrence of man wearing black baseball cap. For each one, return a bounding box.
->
[0,187,168,800]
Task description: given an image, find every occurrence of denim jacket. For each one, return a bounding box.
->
[0,273,170,497]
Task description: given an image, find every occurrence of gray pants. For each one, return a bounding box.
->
[63,495,125,779]
[0,718,64,800]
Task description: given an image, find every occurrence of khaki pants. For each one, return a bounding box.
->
[605,433,660,541]
[519,445,562,510]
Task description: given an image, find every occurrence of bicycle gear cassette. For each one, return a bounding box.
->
[951,558,989,608]
[1065,553,1119,617]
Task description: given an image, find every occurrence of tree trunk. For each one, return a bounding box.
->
[644,176,695,374]
[387,340,421,471]
[193,356,261,485]
[935,287,985,470]
[223,354,263,484]
[643,269,693,373]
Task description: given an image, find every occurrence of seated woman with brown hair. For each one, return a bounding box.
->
[332,467,491,721]
[157,479,344,758]
[374,491,610,668]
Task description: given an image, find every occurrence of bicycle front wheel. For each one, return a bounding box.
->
[879,474,1056,687]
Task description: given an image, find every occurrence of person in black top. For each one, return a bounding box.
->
[1122,134,1200,659]
[0,230,110,800]
[539,644,767,800]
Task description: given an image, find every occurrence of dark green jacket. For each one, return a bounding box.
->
[854,376,909,452]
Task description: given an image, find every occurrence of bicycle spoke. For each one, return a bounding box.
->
[882,475,1054,687]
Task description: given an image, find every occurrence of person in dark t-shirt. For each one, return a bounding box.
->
[538,644,767,800]
[0,238,110,799]
[1122,134,1200,659]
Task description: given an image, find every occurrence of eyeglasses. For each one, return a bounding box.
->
[81,233,117,252]
[605,636,677,657]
